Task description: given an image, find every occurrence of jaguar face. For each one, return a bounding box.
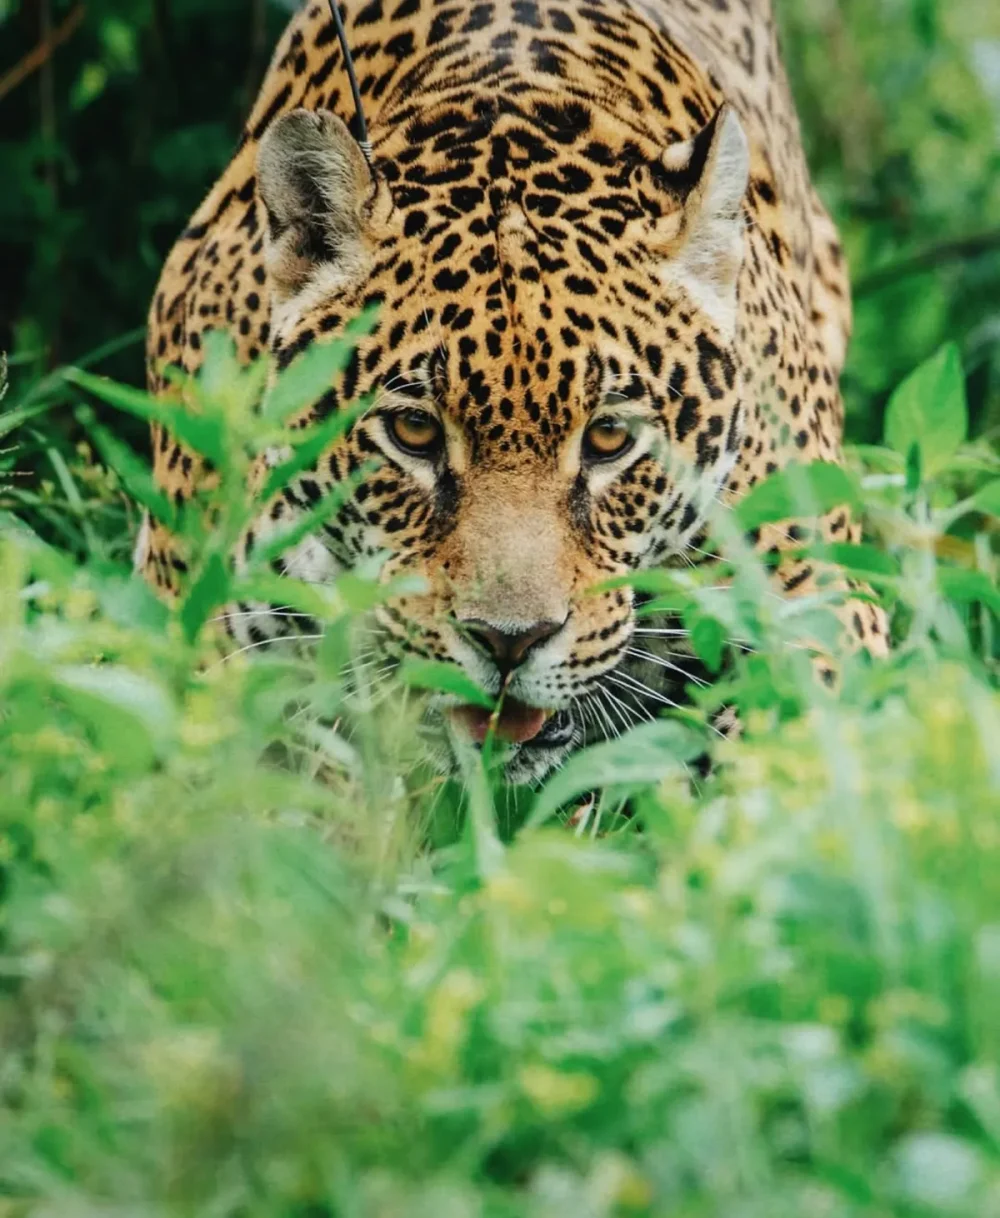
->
[243,101,750,783]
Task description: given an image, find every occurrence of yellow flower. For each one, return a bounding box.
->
[818,994,852,1027]
[589,1151,653,1210]
[485,872,534,912]
[64,588,97,621]
[412,969,485,1074]
[519,1064,599,1117]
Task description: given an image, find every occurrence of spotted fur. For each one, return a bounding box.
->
[142,0,887,783]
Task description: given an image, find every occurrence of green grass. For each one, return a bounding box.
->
[0,337,999,1215]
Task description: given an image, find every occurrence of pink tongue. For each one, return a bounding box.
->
[450,699,548,745]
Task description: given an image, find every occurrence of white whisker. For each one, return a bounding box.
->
[609,670,727,740]
[605,669,676,706]
[628,644,700,660]
[210,608,317,625]
[598,684,646,735]
[206,632,325,672]
[586,690,621,741]
[631,626,690,637]
[625,647,710,688]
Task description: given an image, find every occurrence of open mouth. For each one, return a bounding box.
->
[448,698,576,750]
[449,697,553,746]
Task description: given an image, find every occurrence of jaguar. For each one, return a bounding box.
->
[140,0,887,784]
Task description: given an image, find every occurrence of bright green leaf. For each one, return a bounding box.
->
[593,569,690,597]
[399,659,494,709]
[884,342,967,477]
[228,573,338,623]
[79,410,178,530]
[0,397,56,442]
[251,460,379,569]
[800,542,899,578]
[528,720,703,826]
[64,367,227,467]
[735,462,861,532]
[180,551,230,643]
[53,664,175,768]
[684,607,725,673]
[973,480,1000,517]
[260,309,379,423]
[938,567,1000,615]
[258,404,370,503]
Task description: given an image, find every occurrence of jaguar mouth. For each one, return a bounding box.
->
[450,697,553,745]
[449,702,576,755]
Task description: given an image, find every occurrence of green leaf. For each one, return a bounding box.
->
[94,571,170,634]
[637,595,690,618]
[258,403,369,503]
[228,574,338,623]
[399,659,494,709]
[972,480,1000,518]
[684,606,725,673]
[260,310,378,423]
[528,720,703,827]
[905,441,922,493]
[884,342,967,477]
[735,462,861,532]
[53,664,175,769]
[801,542,900,578]
[251,460,379,570]
[592,569,690,597]
[180,550,230,644]
[0,397,56,442]
[849,444,904,473]
[938,567,1000,615]
[64,367,227,467]
[334,570,426,613]
[79,409,178,530]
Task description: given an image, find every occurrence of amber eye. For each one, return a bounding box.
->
[583,417,635,462]
[386,409,444,458]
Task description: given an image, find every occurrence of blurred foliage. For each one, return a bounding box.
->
[777,0,1000,441]
[0,0,285,383]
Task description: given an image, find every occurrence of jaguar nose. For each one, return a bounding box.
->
[462,618,563,679]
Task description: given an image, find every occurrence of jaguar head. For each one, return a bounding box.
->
[246,99,749,782]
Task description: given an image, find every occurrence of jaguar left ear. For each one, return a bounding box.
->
[656,104,750,338]
[256,108,392,303]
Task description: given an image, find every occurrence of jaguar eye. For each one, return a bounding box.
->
[583,417,635,462]
[386,408,444,458]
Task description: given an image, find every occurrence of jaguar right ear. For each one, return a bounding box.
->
[256,108,392,303]
[653,104,751,339]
